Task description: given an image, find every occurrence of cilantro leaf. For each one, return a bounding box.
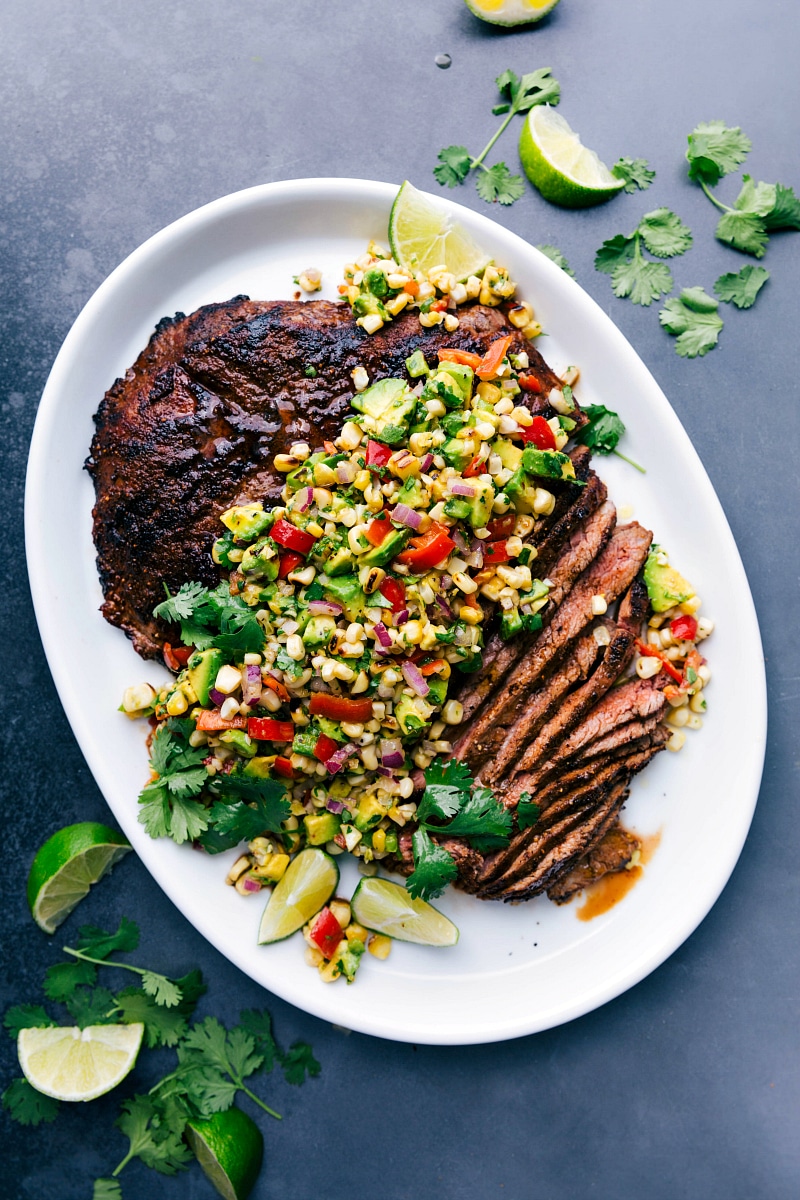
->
[279,1041,321,1086]
[153,581,208,624]
[637,208,693,258]
[115,988,189,1048]
[43,958,97,1001]
[765,183,800,230]
[594,233,636,274]
[517,799,541,830]
[497,67,560,113]
[715,210,769,258]
[93,1181,123,1200]
[65,986,116,1028]
[659,287,724,358]
[438,785,512,846]
[138,723,210,844]
[76,917,140,960]
[535,244,575,278]
[116,1095,192,1176]
[141,972,182,1008]
[713,265,770,309]
[476,163,526,206]
[2,1077,60,1126]
[203,773,290,851]
[577,404,626,455]
[3,1004,54,1039]
[686,120,751,186]
[611,157,655,193]
[733,175,777,218]
[238,1009,277,1073]
[612,255,673,306]
[154,581,264,656]
[434,145,471,188]
[416,758,474,822]
[406,829,458,902]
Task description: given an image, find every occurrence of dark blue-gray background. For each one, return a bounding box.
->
[2,2,798,1197]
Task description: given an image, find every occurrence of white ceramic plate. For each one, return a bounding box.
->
[26,179,766,1045]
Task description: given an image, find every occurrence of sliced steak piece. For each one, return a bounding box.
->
[453,496,618,736]
[577,716,671,764]
[547,824,641,904]
[89,300,561,659]
[617,575,650,636]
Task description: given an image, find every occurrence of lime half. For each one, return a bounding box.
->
[258,848,339,944]
[464,0,561,25]
[519,107,625,208]
[351,877,459,946]
[18,1022,144,1102]
[27,822,132,934]
[389,181,491,281]
[186,1107,264,1200]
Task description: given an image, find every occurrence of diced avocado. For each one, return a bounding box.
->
[285,454,324,492]
[331,937,365,983]
[352,292,389,320]
[212,532,238,568]
[435,362,474,405]
[441,438,475,472]
[363,266,389,298]
[289,728,317,758]
[243,756,276,778]
[360,529,409,568]
[320,574,367,621]
[219,503,273,540]
[405,350,430,378]
[252,854,290,882]
[304,812,342,846]
[354,794,387,833]
[240,538,279,581]
[500,610,523,640]
[395,693,432,735]
[468,477,495,530]
[397,477,427,509]
[505,467,539,515]
[302,615,336,649]
[351,378,417,437]
[383,829,399,854]
[494,437,523,472]
[325,545,358,577]
[643,545,695,613]
[521,447,577,482]
[425,677,448,706]
[441,411,469,436]
[219,729,257,758]
[444,497,472,520]
[188,648,223,706]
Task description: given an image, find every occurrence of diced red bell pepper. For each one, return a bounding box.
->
[431,298,449,312]
[313,733,340,763]
[476,335,514,380]
[273,755,295,779]
[163,643,192,671]
[270,518,317,555]
[437,347,483,368]
[403,280,420,296]
[418,658,446,676]
[366,439,393,469]
[483,540,511,565]
[518,373,543,394]
[309,694,374,723]
[635,639,684,686]
[486,513,517,539]
[365,512,392,546]
[463,455,485,479]
[247,717,296,742]
[195,710,248,731]
[670,614,698,642]
[518,416,557,450]
[262,676,290,703]
[395,521,455,572]
[309,907,344,959]
[378,576,406,612]
[323,441,337,455]
[278,551,304,578]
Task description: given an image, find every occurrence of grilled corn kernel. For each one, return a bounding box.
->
[121,683,156,714]
[357,314,384,335]
[667,729,687,752]
[339,421,363,450]
[591,594,608,616]
[443,313,460,332]
[636,655,662,679]
[329,900,352,928]
[442,699,464,725]
[305,946,324,967]
[419,310,444,328]
[368,934,392,960]
[508,301,535,328]
[345,921,369,943]
[668,705,690,727]
[273,453,300,472]
[533,488,556,516]
[226,855,252,885]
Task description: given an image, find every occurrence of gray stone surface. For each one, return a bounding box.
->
[2,1,798,1197]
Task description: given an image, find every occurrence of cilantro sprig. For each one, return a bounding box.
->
[407,759,512,901]
[686,122,800,258]
[535,243,575,278]
[153,580,264,658]
[611,157,656,194]
[595,208,692,306]
[659,287,724,358]
[2,918,320,1197]
[713,264,770,309]
[577,405,645,473]
[434,68,560,206]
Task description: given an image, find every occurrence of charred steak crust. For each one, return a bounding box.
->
[88,299,564,658]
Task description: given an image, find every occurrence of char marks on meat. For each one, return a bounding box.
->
[88,299,562,658]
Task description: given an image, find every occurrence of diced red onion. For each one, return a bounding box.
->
[240,876,262,893]
[395,608,409,625]
[208,688,226,707]
[326,798,345,814]
[440,574,453,591]
[452,530,469,553]
[436,594,454,620]
[419,453,434,473]
[401,660,430,697]
[391,503,423,530]
[449,481,476,497]
[465,547,484,569]
[411,381,425,397]
[309,677,332,693]
[296,486,314,512]
[378,766,397,778]
[308,599,344,616]
[325,742,357,775]
[242,664,262,705]
[374,622,392,649]
[336,461,356,484]
[380,738,404,768]
[454,625,473,646]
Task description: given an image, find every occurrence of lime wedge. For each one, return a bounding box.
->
[186,1107,264,1200]
[519,107,625,208]
[389,180,492,281]
[18,1022,144,1102]
[27,822,132,934]
[464,0,561,25]
[351,877,459,946]
[257,848,339,944]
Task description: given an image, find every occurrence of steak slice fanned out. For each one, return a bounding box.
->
[88,299,564,658]
[546,824,642,904]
